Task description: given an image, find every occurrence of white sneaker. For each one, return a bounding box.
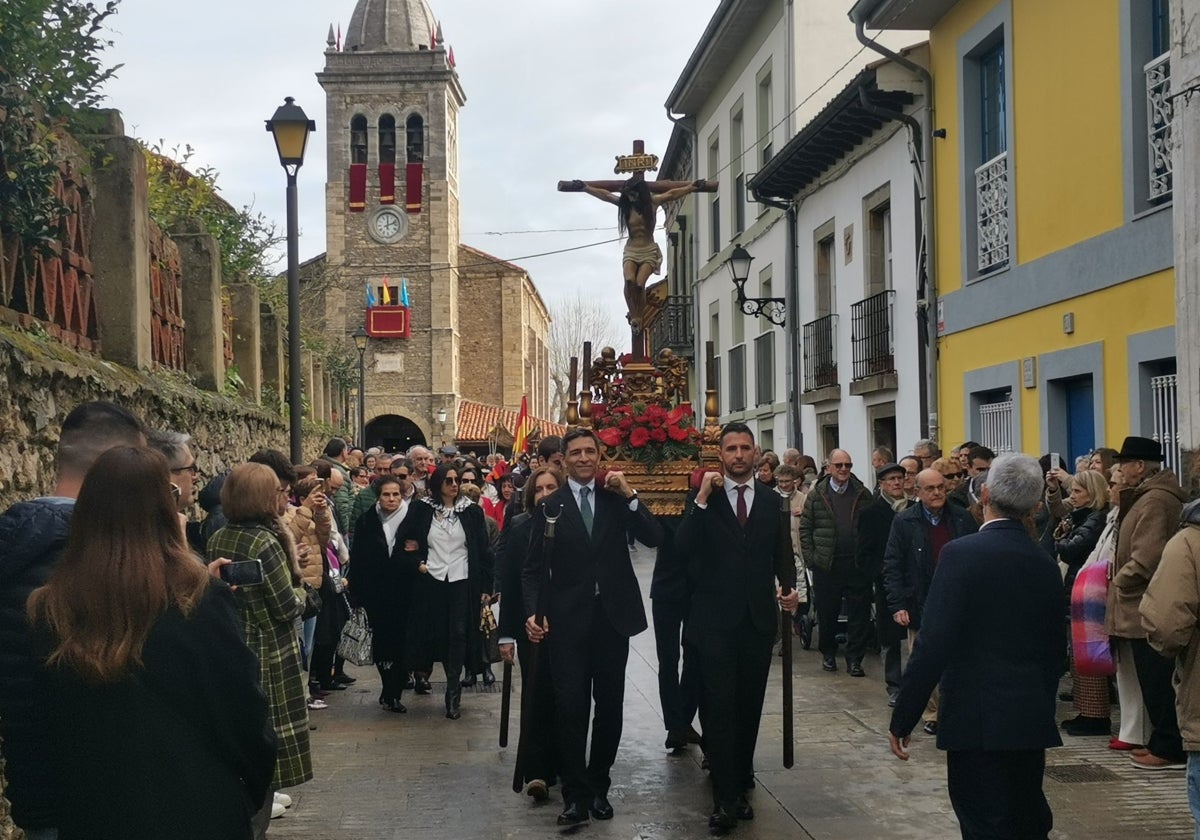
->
[307,698,328,710]
[270,801,286,819]
[274,792,293,808]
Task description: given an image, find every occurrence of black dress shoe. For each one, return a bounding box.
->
[665,729,688,750]
[589,795,614,820]
[709,806,737,832]
[557,802,589,827]
[482,666,496,685]
[386,700,407,713]
[821,656,837,672]
[461,673,478,687]
[734,794,754,820]
[414,677,432,694]
[318,682,347,691]
[922,720,938,735]
[1063,715,1111,736]
[405,674,416,690]
[847,660,866,678]
[332,673,356,685]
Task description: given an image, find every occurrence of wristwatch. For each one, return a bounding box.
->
[625,489,638,501]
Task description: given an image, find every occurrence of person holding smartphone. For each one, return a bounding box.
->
[208,463,312,834]
[30,446,275,839]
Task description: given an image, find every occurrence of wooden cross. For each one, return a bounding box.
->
[556,140,717,194]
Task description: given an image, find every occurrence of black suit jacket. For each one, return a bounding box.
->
[890,519,1064,751]
[522,483,662,640]
[676,481,796,638]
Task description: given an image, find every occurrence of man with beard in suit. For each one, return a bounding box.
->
[676,422,799,832]
[522,427,664,827]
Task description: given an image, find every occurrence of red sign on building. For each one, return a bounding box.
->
[366,305,411,339]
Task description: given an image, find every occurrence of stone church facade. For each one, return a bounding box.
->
[310,0,551,451]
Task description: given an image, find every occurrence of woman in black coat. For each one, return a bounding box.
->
[349,475,425,713]
[408,462,494,719]
[495,465,563,797]
[30,446,275,840]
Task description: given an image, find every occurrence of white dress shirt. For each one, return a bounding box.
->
[694,475,755,511]
[426,510,469,582]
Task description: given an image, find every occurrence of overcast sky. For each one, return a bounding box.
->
[101,0,721,348]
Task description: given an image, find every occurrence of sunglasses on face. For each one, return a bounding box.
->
[945,472,963,479]
[443,477,459,485]
[830,462,852,469]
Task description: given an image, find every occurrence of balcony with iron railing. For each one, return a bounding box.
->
[976,150,1009,273]
[801,314,838,403]
[1146,51,1173,202]
[849,290,897,395]
[649,295,694,357]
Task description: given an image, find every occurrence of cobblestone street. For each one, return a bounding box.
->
[274,548,1194,840]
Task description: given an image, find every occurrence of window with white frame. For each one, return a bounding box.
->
[976,41,1009,273]
[757,64,773,166]
[708,133,721,256]
[731,105,746,236]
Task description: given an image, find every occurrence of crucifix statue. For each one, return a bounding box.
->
[559,140,715,359]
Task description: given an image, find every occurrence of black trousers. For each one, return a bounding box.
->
[516,636,559,785]
[651,597,700,734]
[946,749,1052,840]
[695,612,774,809]
[875,576,904,693]
[549,597,629,809]
[812,566,873,660]
[1131,637,1185,761]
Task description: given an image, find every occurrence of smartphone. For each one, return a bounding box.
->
[1050,452,1062,470]
[219,559,265,586]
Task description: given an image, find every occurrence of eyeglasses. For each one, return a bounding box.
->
[830,462,852,469]
[944,472,964,479]
[394,472,410,480]
[171,463,199,475]
[443,477,459,485]
[374,467,391,474]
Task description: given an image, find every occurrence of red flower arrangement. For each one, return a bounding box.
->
[590,400,702,469]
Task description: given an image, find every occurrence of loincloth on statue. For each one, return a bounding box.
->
[622,240,663,274]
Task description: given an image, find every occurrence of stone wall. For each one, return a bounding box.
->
[0,323,338,511]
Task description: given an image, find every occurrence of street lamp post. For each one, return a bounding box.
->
[353,327,368,447]
[436,406,448,447]
[727,244,787,326]
[266,96,316,463]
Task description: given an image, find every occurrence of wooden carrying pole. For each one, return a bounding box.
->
[779,493,795,769]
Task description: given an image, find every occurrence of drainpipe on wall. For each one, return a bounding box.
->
[755,194,802,457]
[852,13,938,442]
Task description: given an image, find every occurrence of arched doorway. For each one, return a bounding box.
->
[364,414,426,453]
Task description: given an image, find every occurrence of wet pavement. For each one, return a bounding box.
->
[274,546,1194,839]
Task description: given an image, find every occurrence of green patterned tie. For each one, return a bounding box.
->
[580,485,594,537]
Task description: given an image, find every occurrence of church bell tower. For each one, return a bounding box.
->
[317,0,466,450]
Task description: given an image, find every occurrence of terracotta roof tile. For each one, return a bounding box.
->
[455,399,567,445]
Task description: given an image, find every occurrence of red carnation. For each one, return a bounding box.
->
[591,403,607,420]
[646,404,667,421]
[667,424,690,442]
[597,427,623,448]
[629,427,651,448]
[649,427,667,443]
[666,404,691,424]
[634,414,650,425]
[618,417,634,432]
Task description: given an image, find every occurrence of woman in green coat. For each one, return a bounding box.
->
[208,462,312,836]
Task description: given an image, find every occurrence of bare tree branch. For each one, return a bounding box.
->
[547,294,621,422]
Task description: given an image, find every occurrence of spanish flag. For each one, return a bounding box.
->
[511,395,531,459]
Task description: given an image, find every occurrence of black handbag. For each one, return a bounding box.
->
[301,583,322,620]
[480,603,501,665]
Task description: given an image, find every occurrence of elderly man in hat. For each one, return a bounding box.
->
[857,463,911,705]
[1108,436,1188,769]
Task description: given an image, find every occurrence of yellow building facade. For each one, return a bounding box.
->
[857,0,1178,466]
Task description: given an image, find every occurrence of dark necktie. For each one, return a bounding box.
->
[736,485,748,527]
[580,486,594,536]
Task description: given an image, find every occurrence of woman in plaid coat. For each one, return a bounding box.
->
[208,462,312,833]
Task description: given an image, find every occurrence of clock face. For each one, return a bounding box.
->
[370,208,407,244]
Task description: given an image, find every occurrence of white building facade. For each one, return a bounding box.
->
[751,53,929,464]
[663,0,914,454]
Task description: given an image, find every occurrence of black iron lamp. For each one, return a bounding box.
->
[352,327,368,446]
[727,244,786,326]
[265,96,317,462]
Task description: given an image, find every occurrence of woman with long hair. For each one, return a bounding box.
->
[29,446,275,840]
[497,465,563,799]
[207,462,313,835]
[483,473,514,531]
[408,462,494,719]
[349,476,424,712]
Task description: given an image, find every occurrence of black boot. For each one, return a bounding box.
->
[445,681,462,720]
